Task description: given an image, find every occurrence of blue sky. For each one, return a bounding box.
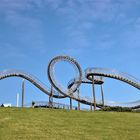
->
[0,0,140,108]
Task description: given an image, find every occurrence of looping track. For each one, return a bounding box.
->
[0,55,140,108]
[47,55,82,95]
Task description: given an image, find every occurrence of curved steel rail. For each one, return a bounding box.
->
[47,55,82,96]
[48,56,140,107]
[67,77,104,90]
[47,56,106,108]
[47,56,104,107]
[85,67,140,90]
[0,56,140,109]
[0,69,65,98]
[103,99,140,108]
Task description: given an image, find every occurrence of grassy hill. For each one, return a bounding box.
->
[0,108,140,140]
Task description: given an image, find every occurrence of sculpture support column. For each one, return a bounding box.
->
[92,75,96,111]
[49,86,53,108]
[90,103,92,111]
[70,97,72,110]
[77,88,80,110]
[101,84,104,108]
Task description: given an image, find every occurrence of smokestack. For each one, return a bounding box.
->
[16,93,19,107]
[22,79,24,108]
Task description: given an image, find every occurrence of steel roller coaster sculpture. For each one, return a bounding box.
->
[0,55,140,110]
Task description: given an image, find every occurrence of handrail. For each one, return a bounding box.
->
[0,69,65,98]
[85,67,140,90]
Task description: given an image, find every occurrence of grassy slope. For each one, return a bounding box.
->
[0,108,140,140]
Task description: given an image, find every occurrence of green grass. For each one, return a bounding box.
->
[0,108,140,140]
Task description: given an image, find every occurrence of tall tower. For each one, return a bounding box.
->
[22,79,24,108]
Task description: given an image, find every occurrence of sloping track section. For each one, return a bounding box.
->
[85,67,140,108]
[0,70,65,98]
[85,67,140,90]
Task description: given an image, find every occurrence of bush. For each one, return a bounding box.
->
[102,106,132,112]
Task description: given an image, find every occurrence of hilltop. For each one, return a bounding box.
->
[0,108,140,140]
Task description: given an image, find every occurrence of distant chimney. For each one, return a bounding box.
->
[16,93,19,107]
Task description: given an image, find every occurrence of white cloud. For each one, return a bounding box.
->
[0,0,46,56]
[1,0,140,56]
